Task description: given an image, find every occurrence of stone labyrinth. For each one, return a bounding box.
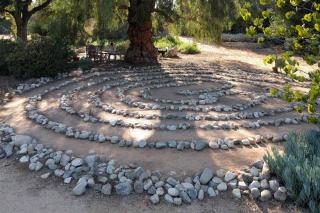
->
[0,63,318,205]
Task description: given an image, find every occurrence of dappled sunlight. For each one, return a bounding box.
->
[123,128,155,141]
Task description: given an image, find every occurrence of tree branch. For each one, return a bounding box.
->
[4,9,15,17]
[152,8,175,23]
[116,4,129,10]
[29,0,53,16]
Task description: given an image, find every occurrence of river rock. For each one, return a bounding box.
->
[200,168,214,184]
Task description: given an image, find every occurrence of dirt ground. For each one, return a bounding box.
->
[0,159,304,213]
[0,41,316,213]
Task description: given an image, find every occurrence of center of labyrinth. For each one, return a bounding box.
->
[24,64,316,151]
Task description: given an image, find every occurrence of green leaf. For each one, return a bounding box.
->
[303,13,313,22]
[276,0,286,8]
[253,18,264,27]
[285,11,296,19]
[290,0,300,7]
[240,8,252,21]
[246,26,257,36]
[260,0,271,5]
[315,23,320,32]
[264,55,276,64]
[262,10,272,19]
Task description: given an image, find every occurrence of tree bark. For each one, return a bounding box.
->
[125,0,158,64]
[16,20,28,42]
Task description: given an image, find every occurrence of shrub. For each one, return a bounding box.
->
[6,36,74,79]
[264,130,320,213]
[154,35,181,49]
[177,42,200,54]
[0,39,19,75]
[114,40,129,52]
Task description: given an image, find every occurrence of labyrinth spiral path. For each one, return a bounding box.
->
[0,62,318,205]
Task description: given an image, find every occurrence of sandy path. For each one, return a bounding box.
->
[0,159,302,213]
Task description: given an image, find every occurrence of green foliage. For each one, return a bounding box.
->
[241,0,320,116]
[154,35,181,49]
[154,35,200,54]
[264,130,320,212]
[177,42,200,54]
[0,39,18,75]
[172,0,238,43]
[6,36,74,79]
[269,87,278,95]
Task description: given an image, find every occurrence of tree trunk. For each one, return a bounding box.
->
[125,0,158,64]
[16,20,28,42]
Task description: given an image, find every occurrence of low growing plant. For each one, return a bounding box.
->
[177,42,200,54]
[6,36,74,79]
[264,130,320,213]
[0,39,19,75]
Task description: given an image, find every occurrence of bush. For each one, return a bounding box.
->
[154,35,181,49]
[0,39,19,75]
[6,36,74,79]
[264,130,320,213]
[177,42,200,54]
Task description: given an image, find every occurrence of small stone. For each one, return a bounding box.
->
[11,135,33,146]
[101,184,112,195]
[3,144,13,157]
[41,172,52,179]
[251,188,260,199]
[191,141,207,151]
[138,140,147,148]
[64,177,72,184]
[249,180,260,190]
[72,182,87,196]
[274,187,287,201]
[143,179,153,190]
[173,197,182,206]
[260,190,272,202]
[198,189,204,200]
[216,169,226,178]
[241,139,250,146]
[200,168,214,184]
[207,187,217,197]
[150,194,160,204]
[167,177,179,186]
[252,160,264,169]
[156,187,165,196]
[115,182,132,195]
[241,173,253,184]
[250,167,260,177]
[134,181,144,193]
[54,169,64,177]
[232,188,241,199]
[19,155,29,163]
[238,181,248,190]
[217,182,227,191]
[71,158,83,167]
[168,188,179,197]
[60,154,71,166]
[209,141,219,149]
[224,171,236,182]
[164,194,174,204]
[269,180,279,192]
[180,191,192,203]
[260,179,269,189]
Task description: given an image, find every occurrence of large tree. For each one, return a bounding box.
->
[0,0,53,41]
[122,0,236,64]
